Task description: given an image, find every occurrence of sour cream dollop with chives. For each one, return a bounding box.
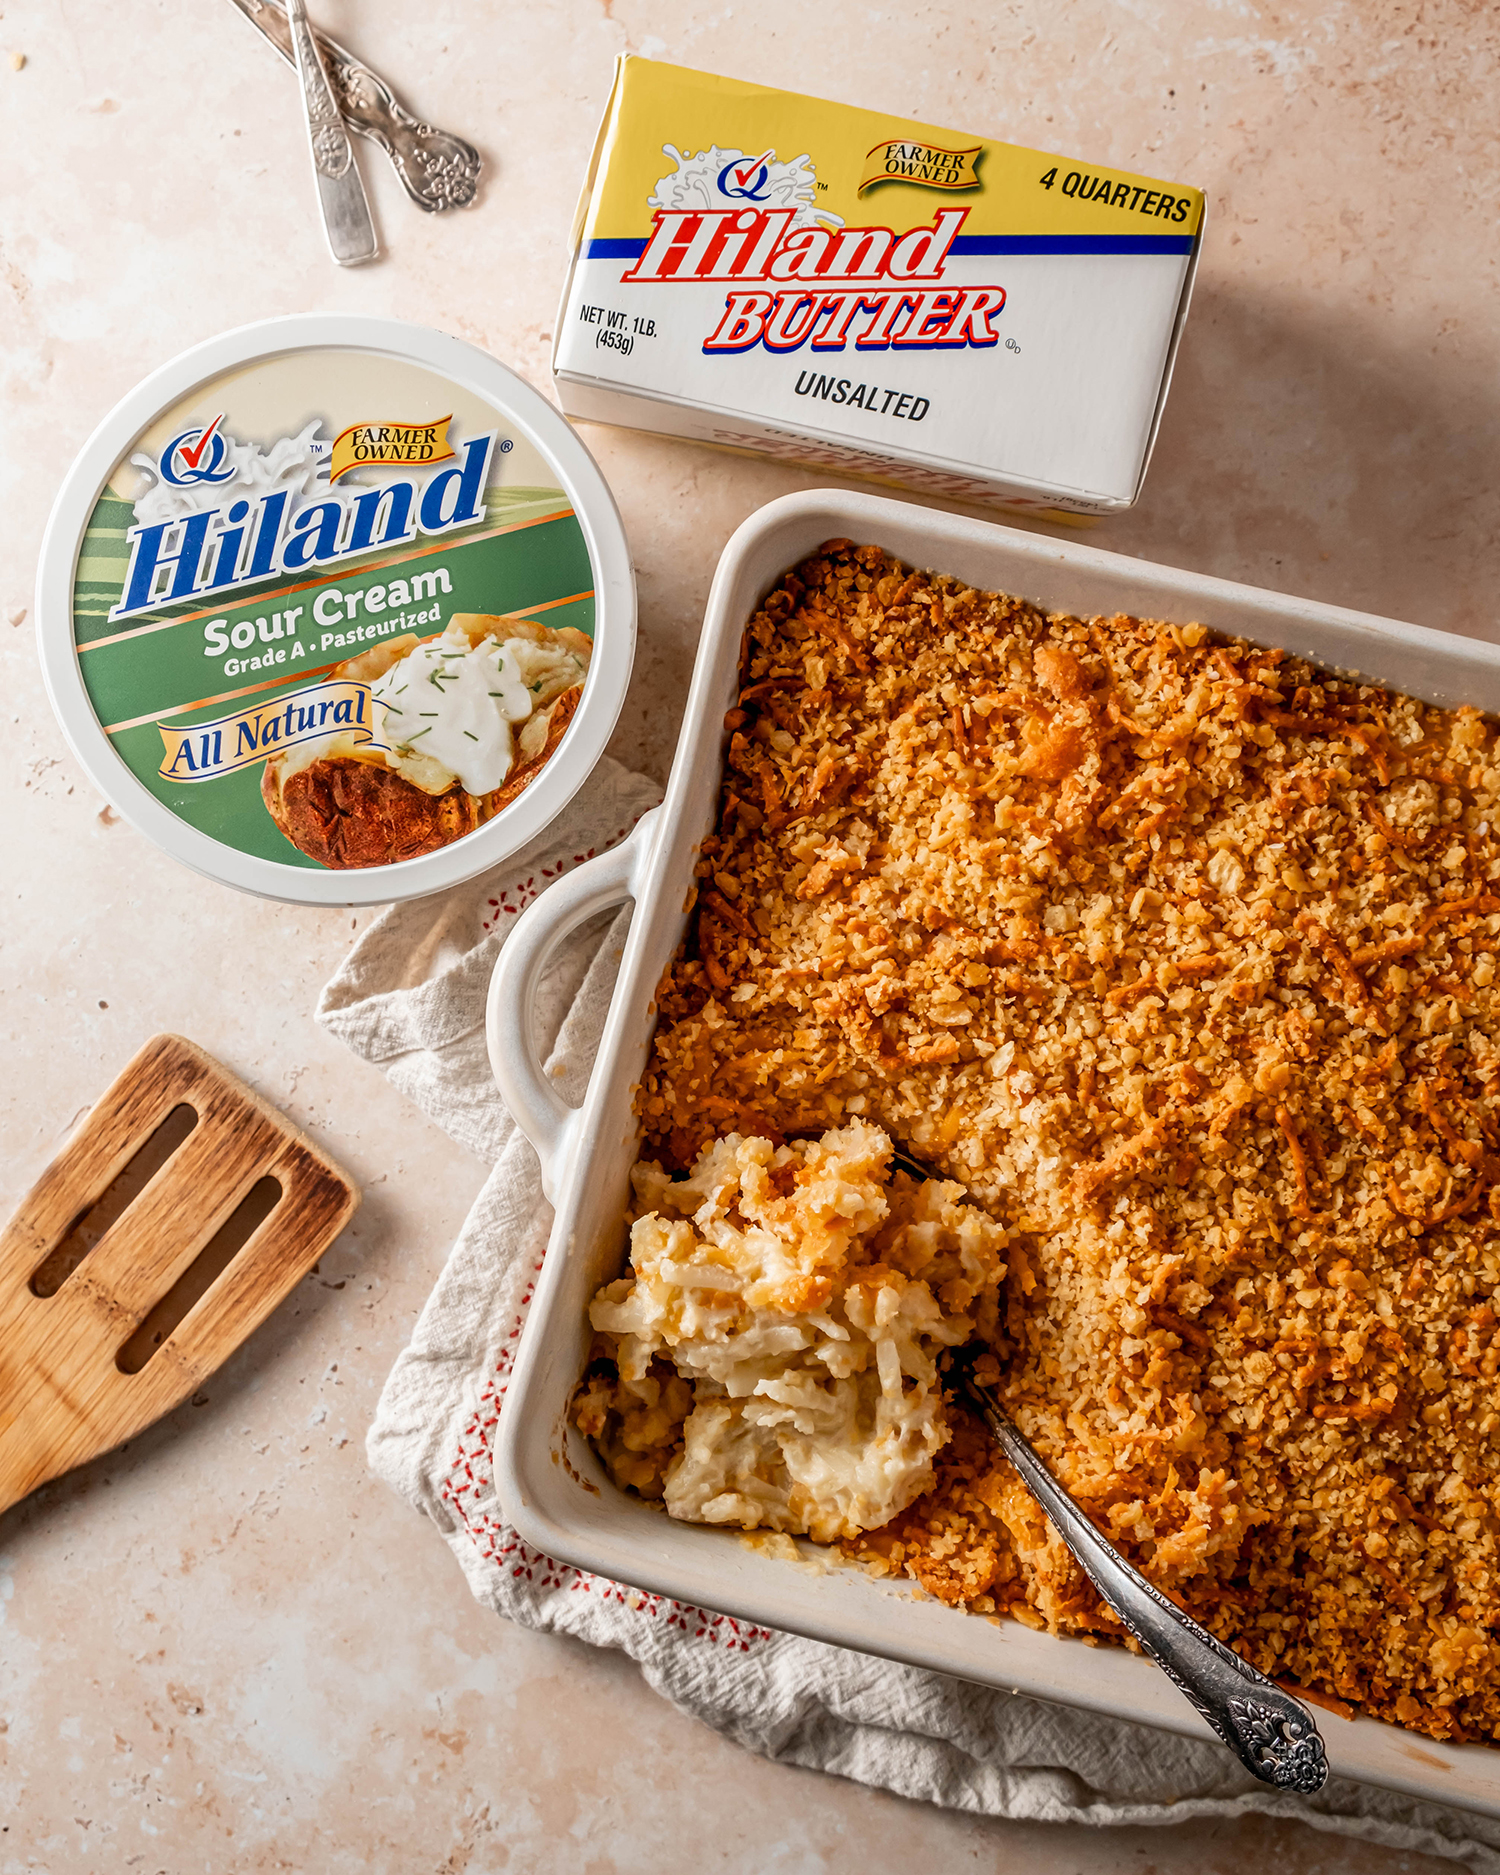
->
[372,633,535,795]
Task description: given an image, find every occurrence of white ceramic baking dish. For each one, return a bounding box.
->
[486,488,1500,1815]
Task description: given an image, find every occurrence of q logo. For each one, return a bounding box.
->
[717,149,774,202]
[159,414,235,487]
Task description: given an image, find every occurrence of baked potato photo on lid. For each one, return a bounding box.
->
[261,613,591,869]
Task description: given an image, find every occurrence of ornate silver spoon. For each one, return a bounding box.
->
[888,1145,1330,1792]
[229,0,482,214]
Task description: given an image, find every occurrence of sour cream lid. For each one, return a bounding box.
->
[36,314,636,905]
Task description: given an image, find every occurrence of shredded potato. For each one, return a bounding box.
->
[577,1123,1006,1543]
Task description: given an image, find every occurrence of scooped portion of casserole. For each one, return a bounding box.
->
[576,1121,1006,1544]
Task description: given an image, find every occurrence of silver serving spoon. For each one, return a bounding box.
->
[283,0,378,266]
[888,1144,1329,1793]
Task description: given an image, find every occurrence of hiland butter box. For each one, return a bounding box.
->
[554,58,1205,518]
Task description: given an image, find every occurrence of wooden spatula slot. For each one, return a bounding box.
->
[0,1035,359,1515]
[30,1103,200,1299]
[116,1173,283,1376]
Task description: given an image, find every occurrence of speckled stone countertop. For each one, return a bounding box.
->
[2,1,1496,1869]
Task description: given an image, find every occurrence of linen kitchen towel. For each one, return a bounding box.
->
[319,755,1500,1871]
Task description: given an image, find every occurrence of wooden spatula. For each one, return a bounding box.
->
[0,1033,359,1515]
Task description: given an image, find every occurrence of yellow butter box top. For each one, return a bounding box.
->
[580,57,1204,247]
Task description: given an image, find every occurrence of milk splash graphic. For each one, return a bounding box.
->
[650,144,844,232]
[130,420,341,528]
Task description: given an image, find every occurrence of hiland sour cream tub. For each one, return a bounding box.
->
[36,315,635,905]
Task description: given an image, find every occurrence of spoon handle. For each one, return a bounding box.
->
[325,55,482,215]
[960,1371,1329,1791]
[281,0,378,268]
[283,0,378,266]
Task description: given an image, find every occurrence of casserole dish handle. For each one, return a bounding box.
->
[485,812,658,1202]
